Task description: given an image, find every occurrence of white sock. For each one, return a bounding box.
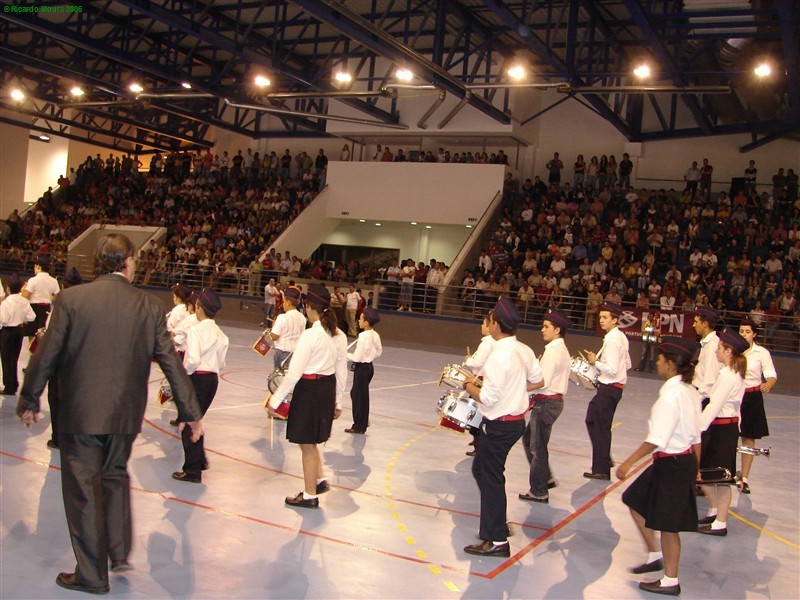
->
[742,477,749,483]
[711,519,727,530]
[705,508,718,517]
[492,540,509,546]
[303,492,318,500]
[317,478,326,485]
[647,551,663,563]
[661,576,679,586]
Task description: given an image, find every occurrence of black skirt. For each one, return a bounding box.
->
[286,375,336,444]
[740,390,769,439]
[700,422,739,479]
[622,453,698,533]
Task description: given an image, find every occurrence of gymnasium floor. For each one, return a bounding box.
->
[1,321,798,599]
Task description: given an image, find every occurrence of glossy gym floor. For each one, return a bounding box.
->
[1,321,798,599]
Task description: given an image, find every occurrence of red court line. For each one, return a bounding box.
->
[483,459,653,579]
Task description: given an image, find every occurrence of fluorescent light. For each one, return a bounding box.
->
[754,63,771,77]
[10,89,25,101]
[633,64,651,79]
[425,225,432,229]
[359,219,366,223]
[375,223,382,227]
[129,83,144,93]
[334,71,352,84]
[395,68,414,82]
[506,65,526,80]
[181,82,192,89]
[70,86,85,97]
[411,222,417,225]
[38,135,50,142]
[254,75,271,87]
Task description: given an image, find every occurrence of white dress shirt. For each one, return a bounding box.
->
[25,272,60,304]
[464,335,495,376]
[271,308,306,352]
[538,337,570,396]
[172,313,198,353]
[594,326,631,385]
[0,294,36,327]
[269,320,348,410]
[699,366,744,431]
[646,375,702,453]
[166,303,189,332]
[743,343,777,388]
[479,336,542,420]
[183,318,229,375]
[692,331,720,399]
[348,329,382,364]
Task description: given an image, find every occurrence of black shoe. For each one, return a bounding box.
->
[0,389,16,395]
[201,461,209,471]
[316,480,330,494]
[740,481,750,494]
[639,580,681,596]
[466,450,477,457]
[344,428,365,434]
[697,524,727,536]
[285,492,319,509]
[464,540,510,557]
[697,515,716,525]
[583,472,611,480]
[548,480,558,489]
[631,558,664,574]
[519,492,549,503]
[110,560,132,573]
[46,439,59,450]
[172,471,201,484]
[55,573,109,595]
[634,367,643,372]
[169,419,179,427]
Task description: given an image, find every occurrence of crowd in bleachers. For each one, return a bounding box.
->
[455,153,800,342]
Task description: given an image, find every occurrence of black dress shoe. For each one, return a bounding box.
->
[285,492,319,509]
[631,558,664,574]
[201,461,209,471]
[169,419,179,427]
[46,439,60,450]
[110,560,132,573]
[55,572,109,595]
[0,389,16,395]
[519,492,549,503]
[316,480,330,494]
[344,428,365,434]
[172,471,201,483]
[638,580,681,596]
[465,450,477,457]
[697,515,716,525]
[464,540,510,558]
[548,480,558,489]
[697,524,727,536]
[583,471,611,480]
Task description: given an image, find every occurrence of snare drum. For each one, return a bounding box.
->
[439,363,472,388]
[569,356,599,390]
[252,328,272,356]
[438,391,483,433]
[158,378,173,404]
[267,367,291,417]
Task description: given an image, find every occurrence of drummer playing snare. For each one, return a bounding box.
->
[582,302,631,481]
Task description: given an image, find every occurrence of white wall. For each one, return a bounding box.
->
[325,162,506,224]
[0,121,30,216]
[25,135,69,205]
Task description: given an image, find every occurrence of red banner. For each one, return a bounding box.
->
[596,308,695,341]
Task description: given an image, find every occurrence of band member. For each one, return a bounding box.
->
[461,297,543,557]
[166,284,191,335]
[584,302,631,480]
[21,254,59,337]
[636,311,661,372]
[269,286,305,369]
[171,290,200,357]
[345,307,382,434]
[173,289,228,484]
[463,314,496,457]
[266,284,348,509]
[617,337,701,597]
[697,330,747,536]
[736,318,777,494]
[0,275,36,396]
[520,309,571,503]
[692,306,721,407]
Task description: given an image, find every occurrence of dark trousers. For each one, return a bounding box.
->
[59,433,136,588]
[638,343,657,371]
[585,383,623,475]
[48,377,60,443]
[0,326,24,393]
[472,418,525,542]
[522,397,564,496]
[182,372,217,476]
[350,362,374,432]
[30,303,50,334]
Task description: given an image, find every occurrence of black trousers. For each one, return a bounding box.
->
[182,372,217,476]
[585,383,623,475]
[0,325,24,393]
[472,418,525,542]
[29,303,50,335]
[59,433,136,588]
[350,362,374,432]
[48,377,60,443]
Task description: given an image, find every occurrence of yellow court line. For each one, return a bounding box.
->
[611,422,623,429]
[728,511,800,550]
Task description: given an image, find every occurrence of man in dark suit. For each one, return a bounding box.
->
[17,233,204,595]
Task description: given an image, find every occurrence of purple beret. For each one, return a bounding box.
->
[598,302,622,316]
[657,337,698,360]
[719,329,749,354]
[306,283,330,308]
[198,288,222,316]
[494,296,520,330]
[284,286,302,301]
[362,306,381,326]
[543,308,571,331]
[695,306,720,324]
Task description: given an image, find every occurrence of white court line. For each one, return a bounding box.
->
[380,364,439,373]
[372,381,440,391]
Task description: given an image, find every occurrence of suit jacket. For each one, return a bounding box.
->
[18,274,201,434]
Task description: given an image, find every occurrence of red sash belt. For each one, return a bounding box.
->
[603,382,624,389]
[194,370,216,375]
[711,416,739,425]
[302,373,333,380]
[495,413,526,422]
[532,393,564,400]
[653,448,693,460]
[745,386,761,393]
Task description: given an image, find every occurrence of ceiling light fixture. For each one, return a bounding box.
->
[181,82,192,89]
[70,86,85,97]
[254,75,271,87]
[754,63,771,77]
[334,71,353,84]
[506,65,526,80]
[395,68,414,82]
[10,89,25,101]
[633,64,652,79]
[129,83,144,93]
